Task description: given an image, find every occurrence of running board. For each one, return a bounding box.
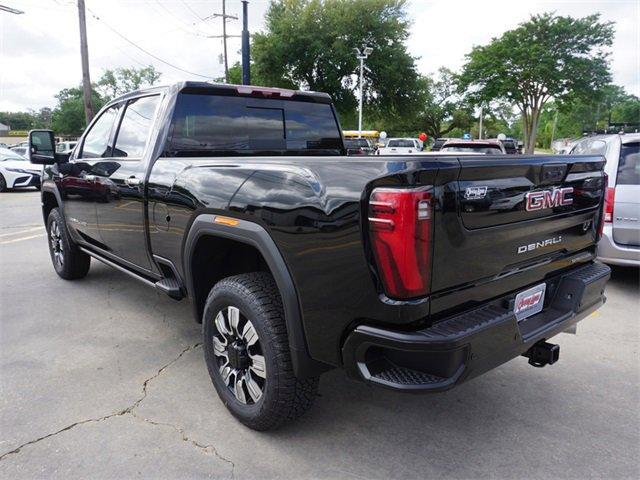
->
[155,277,184,300]
[79,247,185,300]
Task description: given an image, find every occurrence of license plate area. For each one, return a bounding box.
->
[514,283,546,322]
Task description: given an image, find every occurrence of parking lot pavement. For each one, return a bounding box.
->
[0,190,638,480]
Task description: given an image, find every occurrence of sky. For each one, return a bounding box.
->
[0,0,638,112]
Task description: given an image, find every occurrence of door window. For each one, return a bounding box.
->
[112,96,160,158]
[80,106,119,158]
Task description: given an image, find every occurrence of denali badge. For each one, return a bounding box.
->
[517,236,562,254]
[525,187,573,211]
[464,186,488,200]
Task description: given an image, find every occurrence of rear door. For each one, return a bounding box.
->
[431,155,605,296]
[93,94,161,272]
[612,141,640,246]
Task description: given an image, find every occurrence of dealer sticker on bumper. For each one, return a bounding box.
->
[514,283,546,322]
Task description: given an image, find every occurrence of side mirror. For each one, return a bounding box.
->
[29,130,56,165]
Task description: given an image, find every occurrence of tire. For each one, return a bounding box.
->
[46,208,91,280]
[203,272,319,431]
[0,174,7,192]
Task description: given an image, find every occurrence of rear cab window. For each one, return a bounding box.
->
[166,93,343,156]
[387,140,415,148]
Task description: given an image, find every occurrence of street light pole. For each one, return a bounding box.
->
[354,45,373,138]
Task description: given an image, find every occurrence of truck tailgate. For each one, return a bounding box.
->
[430,155,606,309]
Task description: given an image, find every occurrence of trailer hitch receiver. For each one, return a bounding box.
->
[522,341,560,368]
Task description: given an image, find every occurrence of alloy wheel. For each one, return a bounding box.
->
[212,305,266,404]
[49,220,64,267]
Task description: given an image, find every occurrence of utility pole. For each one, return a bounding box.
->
[478,105,484,140]
[222,0,229,82]
[205,2,238,83]
[77,0,94,123]
[241,1,250,85]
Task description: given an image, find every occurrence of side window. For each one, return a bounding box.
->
[112,96,160,158]
[617,142,640,186]
[80,106,119,158]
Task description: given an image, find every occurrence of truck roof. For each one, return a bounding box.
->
[109,81,333,105]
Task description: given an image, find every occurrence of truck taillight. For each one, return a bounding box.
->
[597,173,613,239]
[604,187,615,223]
[368,187,433,299]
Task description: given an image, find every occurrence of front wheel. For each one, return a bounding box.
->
[203,272,319,431]
[46,208,91,280]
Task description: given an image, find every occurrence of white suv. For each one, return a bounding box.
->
[571,133,640,266]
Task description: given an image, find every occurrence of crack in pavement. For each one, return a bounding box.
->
[130,412,236,479]
[0,342,204,462]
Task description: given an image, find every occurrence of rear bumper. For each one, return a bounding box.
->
[342,261,611,392]
[597,225,640,267]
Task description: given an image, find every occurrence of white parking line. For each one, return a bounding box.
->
[0,233,45,245]
[0,226,44,238]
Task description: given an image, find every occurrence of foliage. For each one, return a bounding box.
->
[51,87,105,135]
[410,68,474,139]
[458,13,614,153]
[252,0,424,127]
[534,85,640,148]
[96,66,162,101]
[0,108,53,131]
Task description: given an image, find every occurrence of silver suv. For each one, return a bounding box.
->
[571,133,640,266]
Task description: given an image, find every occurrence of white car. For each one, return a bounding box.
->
[9,146,29,158]
[56,141,78,154]
[377,138,422,155]
[0,147,42,191]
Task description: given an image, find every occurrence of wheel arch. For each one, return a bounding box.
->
[183,214,329,378]
[41,185,63,224]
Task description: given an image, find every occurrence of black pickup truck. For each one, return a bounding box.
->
[29,82,610,430]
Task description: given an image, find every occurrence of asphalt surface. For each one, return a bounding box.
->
[0,190,638,480]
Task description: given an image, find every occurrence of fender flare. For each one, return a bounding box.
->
[40,182,65,223]
[183,214,329,378]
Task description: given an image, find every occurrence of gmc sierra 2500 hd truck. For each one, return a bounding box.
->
[29,82,610,430]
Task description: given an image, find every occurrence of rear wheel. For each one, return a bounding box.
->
[46,208,91,280]
[203,272,319,430]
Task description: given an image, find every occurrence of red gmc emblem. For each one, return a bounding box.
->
[525,187,573,211]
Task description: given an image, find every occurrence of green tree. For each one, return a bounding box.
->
[0,111,39,130]
[458,13,614,153]
[252,0,423,127]
[413,68,474,139]
[51,87,105,135]
[97,66,162,101]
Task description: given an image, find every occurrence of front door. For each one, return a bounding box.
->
[59,105,120,247]
[93,95,161,273]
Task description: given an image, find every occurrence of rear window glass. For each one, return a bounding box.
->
[344,139,369,148]
[167,93,342,156]
[442,145,503,155]
[387,139,415,148]
[617,142,640,185]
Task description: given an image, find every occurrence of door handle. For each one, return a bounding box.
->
[125,176,141,187]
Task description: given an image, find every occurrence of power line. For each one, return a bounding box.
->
[86,7,212,79]
[145,0,212,38]
[179,0,203,21]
